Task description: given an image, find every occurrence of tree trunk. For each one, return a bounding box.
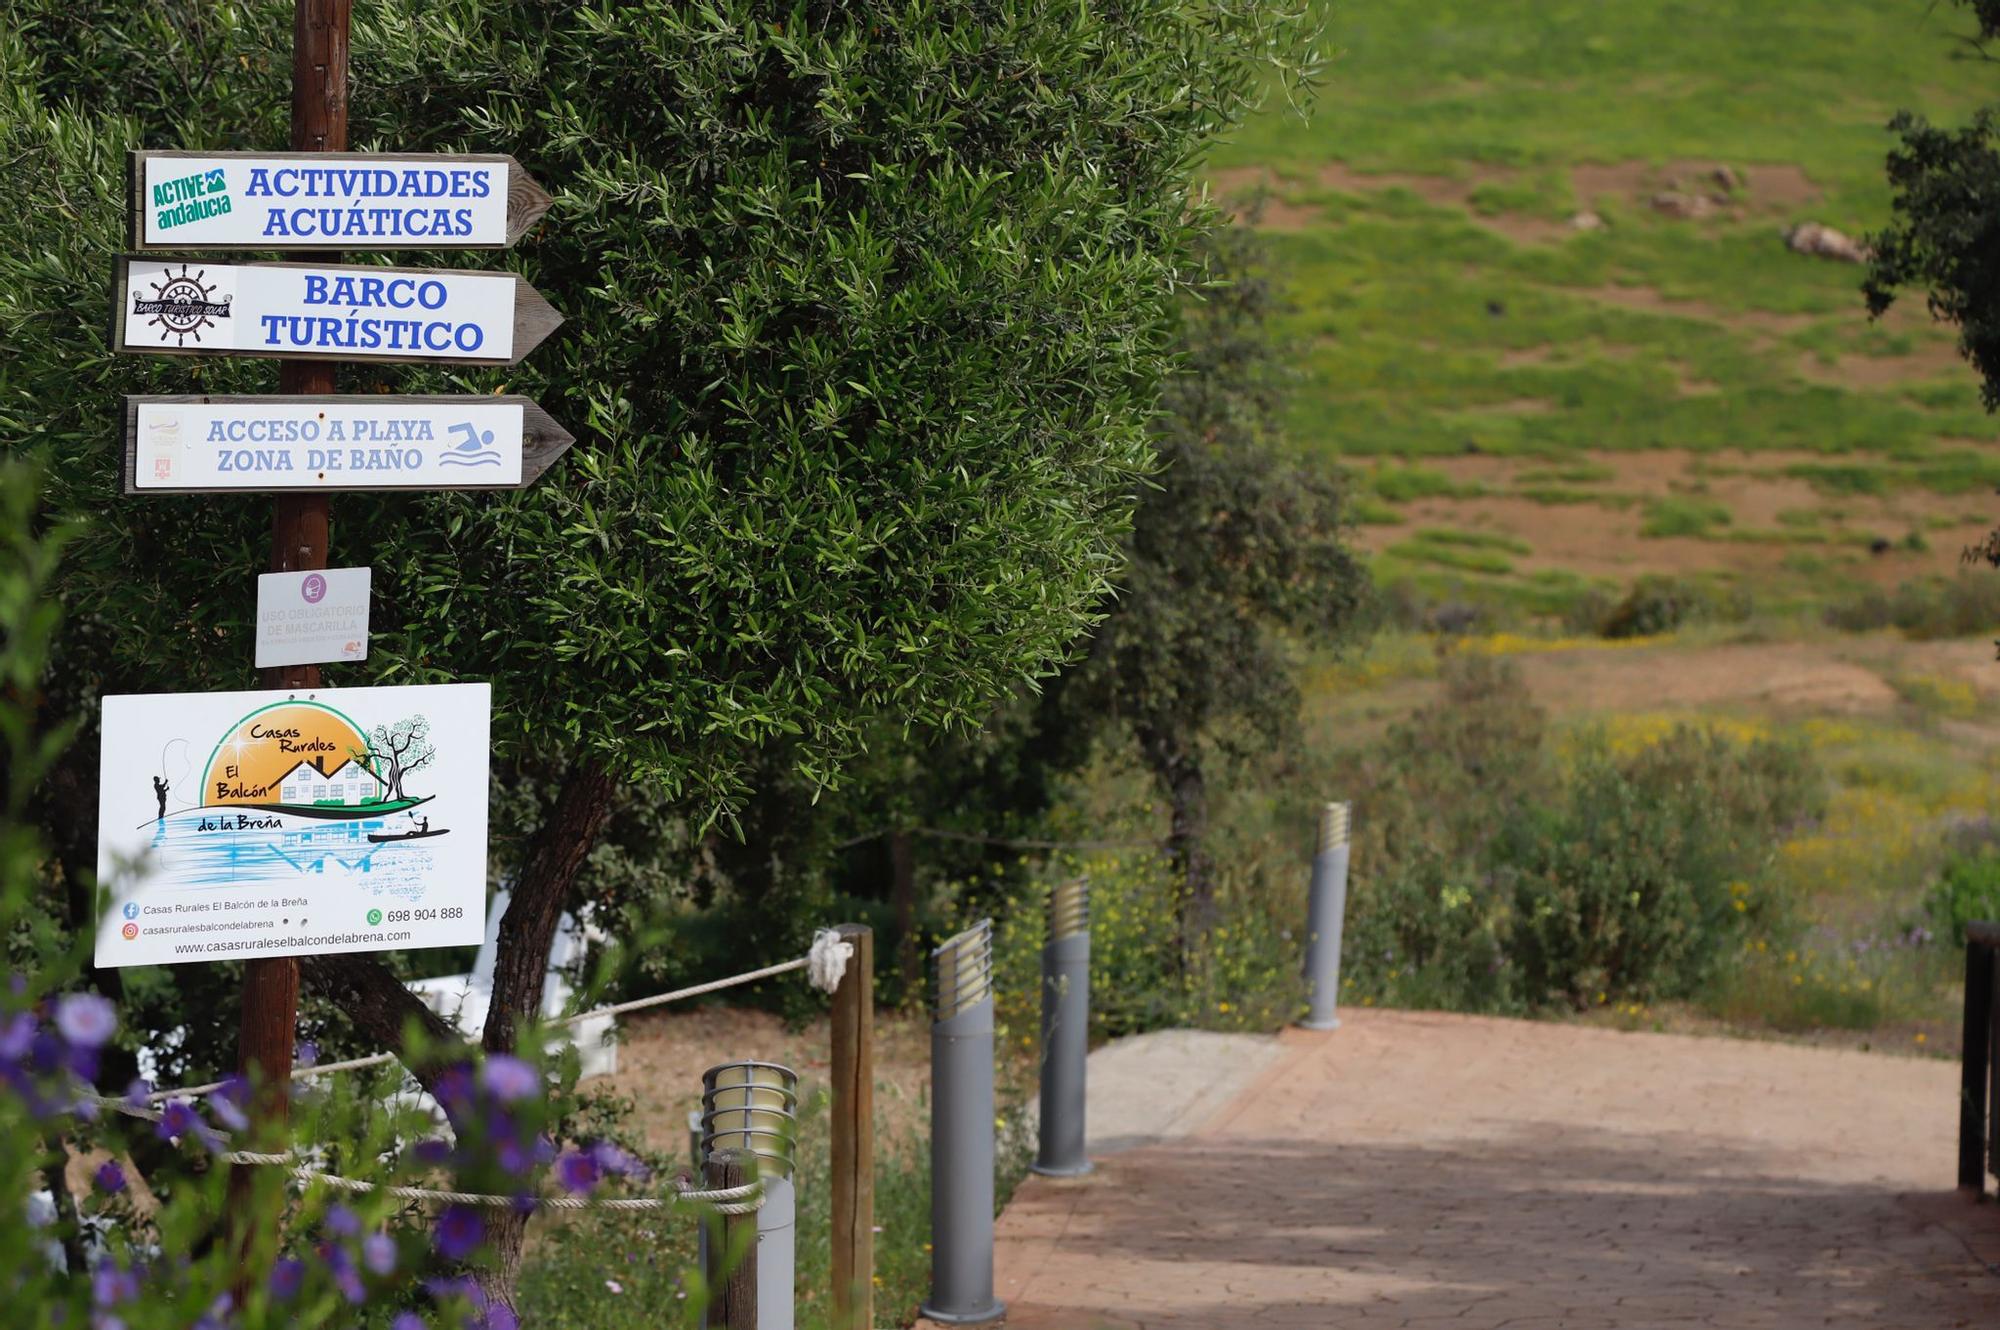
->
[306,760,617,1315]
[1137,728,1215,944]
[482,763,618,1054]
[474,760,618,1309]
[889,828,919,994]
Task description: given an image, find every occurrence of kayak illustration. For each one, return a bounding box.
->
[366,826,449,844]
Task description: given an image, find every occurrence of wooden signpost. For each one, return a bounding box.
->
[122,394,574,492]
[106,0,573,1272]
[129,150,552,250]
[111,257,562,365]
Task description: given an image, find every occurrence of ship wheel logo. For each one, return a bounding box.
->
[131,264,232,346]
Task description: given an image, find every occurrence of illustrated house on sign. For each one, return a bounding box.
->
[276,757,383,806]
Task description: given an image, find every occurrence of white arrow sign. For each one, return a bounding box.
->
[129,151,552,250]
[123,395,576,493]
[112,258,561,365]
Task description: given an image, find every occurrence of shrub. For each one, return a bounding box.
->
[1337,653,1823,1013]
[1504,727,1823,1007]
[1594,574,1751,638]
[1924,848,2000,944]
[1824,572,2000,639]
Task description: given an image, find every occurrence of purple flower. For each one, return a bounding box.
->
[190,1293,235,1330]
[205,1080,250,1134]
[588,1139,648,1180]
[91,1263,140,1307]
[30,1030,65,1074]
[362,1231,396,1276]
[435,1205,484,1260]
[495,1135,532,1178]
[267,1258,305,1301]
[122,1079,152,1111]
[393,1314,426,1330]
[423,1275,487,1309]
[482,1306,520,1330]
[324,1203,361,1238]
[94,1161,126,1194]
[432,1063,476,1114]
[554,1150,599,1194]
[54,994,117,1049]
[478,1055,539,1104]
[327,1249,365,1305]
[0,1010,34,1060]
[412,1138,454,1168]
[295,1041,319,1068]
[156,1100,222,1153]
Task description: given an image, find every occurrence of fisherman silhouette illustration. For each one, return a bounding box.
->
[152,775,169,821]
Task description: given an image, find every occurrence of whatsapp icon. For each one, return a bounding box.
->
[366,909,383,927]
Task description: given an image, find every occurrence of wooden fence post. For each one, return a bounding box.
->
[831,923,875,1330]
[704,1149,758,1329]
[1961,931,1995,1193]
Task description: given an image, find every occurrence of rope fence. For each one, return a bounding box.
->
[127,932,849,1106]
[217,1149,765,1215]
[836,825,1158,852]
[73,933,859,1224]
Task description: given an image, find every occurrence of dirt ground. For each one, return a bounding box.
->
[589,1004,938,1157]
[1354,446,1993,586]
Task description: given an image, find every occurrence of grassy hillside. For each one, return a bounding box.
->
[1217,1,2000,614]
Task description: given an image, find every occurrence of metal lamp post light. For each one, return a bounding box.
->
[920,920,1005,1325]
[1032,877,1092,1177]
[701,1061,799,1330]
[1301,801,1352,1031]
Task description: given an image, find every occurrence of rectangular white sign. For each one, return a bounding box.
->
[95,684,491,967]
[132,399,527,490]
[118,260,516,361]
[256,567,370,669]
[140,155,511,248]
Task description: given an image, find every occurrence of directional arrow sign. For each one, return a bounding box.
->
[111,258,561,366]
[122,395,575,493]
[128,151,553,250]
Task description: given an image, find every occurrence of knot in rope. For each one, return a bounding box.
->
[807,928,853,994]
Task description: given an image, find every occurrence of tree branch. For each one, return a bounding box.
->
[299,951,467,1095]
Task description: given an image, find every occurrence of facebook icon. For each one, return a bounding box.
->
[122,902,140,920]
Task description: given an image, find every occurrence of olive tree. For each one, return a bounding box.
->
[1866,0,2000,574]
[2,0,1316,1305]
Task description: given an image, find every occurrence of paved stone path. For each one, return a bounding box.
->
[944,1009,2000,1329]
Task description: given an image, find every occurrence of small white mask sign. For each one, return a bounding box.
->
[256,566,371,669]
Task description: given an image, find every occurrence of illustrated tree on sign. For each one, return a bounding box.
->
[361,716,435,801]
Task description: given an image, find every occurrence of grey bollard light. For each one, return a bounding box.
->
[920,920,1005,1325]
[700,1061,798,1330]
[1032,878,1092,1177]
[1300,801,1351,1031]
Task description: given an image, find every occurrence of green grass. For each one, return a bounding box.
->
[518,1084,1036,1329]
[1362,461,1485,502]
[1641,496,1733,538]
[1516,461,1617,485]
[1218,1,2000,610]
[1388,529,1521,574]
